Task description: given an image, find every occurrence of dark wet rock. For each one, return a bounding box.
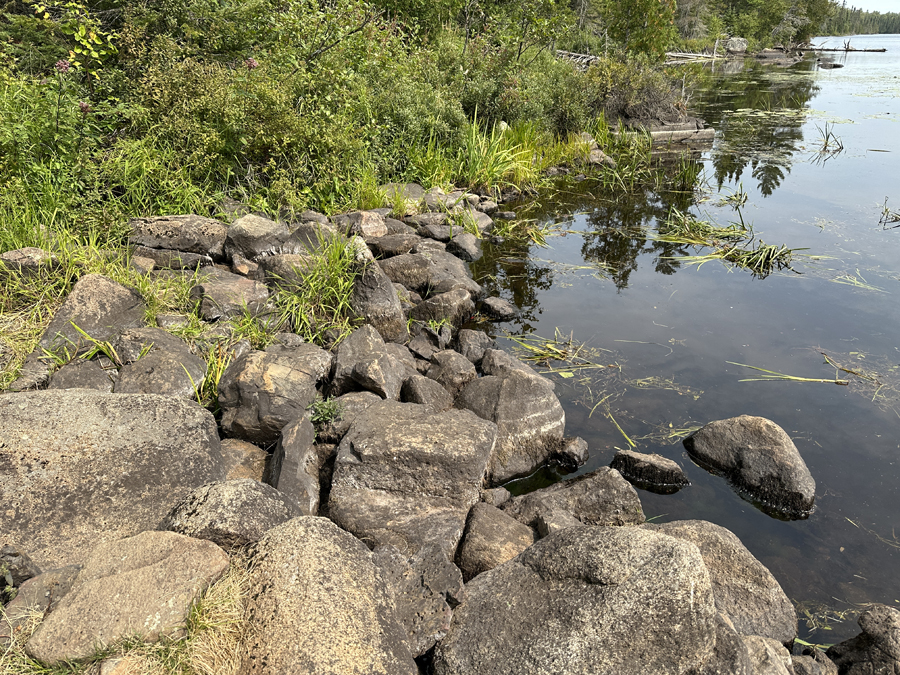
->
[0,544,41,587]
[128,214,227,261]
[432,526,717,675]
[554,436,589,470]
[0,565,80,645]
[500,467,645,528]
[447,232,482,262]
[113,327,207,399]
[697,613,754,675]
[161,479,302,548]
[47,358,115,392]
[352,353,406,400]
[410,289,475,327]
[401,374,454,411]
[827,604,900,674]
[368,233,423,258]
[643,520,797,645]
[374,544,464,657]
[190,268,270,320]
[38,274,146,354]
[456,503,536,581]
[535,508,583,537]
[242,517,418,675]
[455,329,495,366]
[218,344,330,444]
[0,247,58,275]
[792,651,839,675]
[684,415,816,518]
[314,390,382,444]
[480,296,517,320]
[611,448,690,493]
[221,438,270,482]
[327,401,497,558]
[426,350,477,398]
[481,487,511,506]
[225,214,292,260]
[743,635,793,675]
[329,324,390,397]
[0,391,224,569]
[351,263,407,344]
[333,210,388,239]
[455,370,565,483]
[480,348,551,386]
[25,531,229,665]
[254,252,316,288]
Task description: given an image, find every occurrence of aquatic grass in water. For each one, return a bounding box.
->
[728,361,850,385]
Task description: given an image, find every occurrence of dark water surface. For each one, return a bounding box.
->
[474,35,900,645]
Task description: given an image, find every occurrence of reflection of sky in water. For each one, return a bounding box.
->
[477,35,900,645]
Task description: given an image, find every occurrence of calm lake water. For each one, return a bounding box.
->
[474,35,900,645]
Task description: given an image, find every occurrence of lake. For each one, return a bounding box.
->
[473,34,900,646]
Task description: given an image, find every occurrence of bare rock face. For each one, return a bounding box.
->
[500,467,645,528]
[456,503,536,581]
[379,252,481,299]
[0,391,225,569]
[455,370,566,484]
[0,565,81,646]
[401,374,454,411]
[697,613,754,675]
[827,604,900,674]
[38,273,146,354]
[426,349,477,398]
[48,358,116,391]
[742,635,793,675]
[643,520,797,645]
[160,479,302,548]
[24,531,228,665]
[269,414,320,514]
[327,401,497,558]
[791,649,838,675]
[432,526,718,675]
[240,517,418,675]
[128,214,228,261]
[221,438,270,482]
[684,415,816,518]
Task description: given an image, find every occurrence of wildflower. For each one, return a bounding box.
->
[55,59,70,73]
[79,101,91,114]
[245,58,259,70]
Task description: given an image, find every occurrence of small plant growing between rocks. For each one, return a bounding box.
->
[307,395,344,427]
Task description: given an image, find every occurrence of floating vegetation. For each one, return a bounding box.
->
[829,269,887,293]
[727,361,849,385]
[529,257,616,281]
[880,198,900,229]
[656,208,747,246]
[845,517,900,551]
[716,183,748,209]
[810,122,845,164]
[815,349,900,412]
[794,598,864,642]
[506,328,614,374]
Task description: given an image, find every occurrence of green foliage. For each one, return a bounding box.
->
[307,394,345,425]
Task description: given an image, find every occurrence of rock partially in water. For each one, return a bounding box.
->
[826,604,900,674]
[432,526,717,675]
[610,448,690,494]
[683,415,816,518]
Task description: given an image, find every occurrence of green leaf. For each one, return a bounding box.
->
[558,371,575,378]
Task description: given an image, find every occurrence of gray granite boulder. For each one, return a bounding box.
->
[379,252,481,298]
[480,296,517,320]
[269,414,319,514]
[500,467,645,528]
[447,232,482,262]
[160,479,302,548]
[25,531,228,665]
[426,349,477,398]
[827,604,900,674]
[456,503,536,581]
[314,390,382,444]
[684,415,816,518]
[401,374,454,411]
[742,635,793,675]
[327,401,497,558]
[225,214,293,260]
[241,517,418,675]
[367,233,422,258]
[333,210,387,238]
[456,370,566,483]
[643,520,797,645]
[0,565,80,646]
[221,438,270,482]
[0,391,224,569]
[329,324,391,396]
[432,526,718,675]
[456,329,495,365]
[351,353,406,400]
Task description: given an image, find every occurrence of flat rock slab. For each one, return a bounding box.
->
[38,274,147,354]
[190,268,270,320]
[0,391,225,569]
[684,415,816,518]
[500,467,645,528]
[643,520,797,645]
[241,517,418,675]
[432,526,717,675]
[610,448,690,494]
[327,401,497,557]
[128,214,228,260]
[25,531,228,665]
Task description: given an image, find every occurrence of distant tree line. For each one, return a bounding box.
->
[819,2,900,36]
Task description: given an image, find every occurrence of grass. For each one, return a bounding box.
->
[728,361,850,385]
[879,197,900,229]
[810,122,844,164]
[0,555,251,675]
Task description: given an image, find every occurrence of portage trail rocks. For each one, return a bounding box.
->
[684,415,816,518]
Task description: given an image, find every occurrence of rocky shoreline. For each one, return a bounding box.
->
[1,181,898,674]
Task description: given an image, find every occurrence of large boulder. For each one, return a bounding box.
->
[240,517,418,675]
[25,531,228,665]
[827,604,900,674]
[327,401,497,557]
[683,416,816,518]
[379,252,481,299]
[128,214,228,261]
[726,37,749,54]
[500,467,645,528]
[409,289,475,327]
[432,526,718,674]
[643,520,797,645]
[0,391,225,569]
[456,370,566,484]
[160,479,302,548]
[225,214,293,260]
[350,262,407,343]
[218,343,331,444]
